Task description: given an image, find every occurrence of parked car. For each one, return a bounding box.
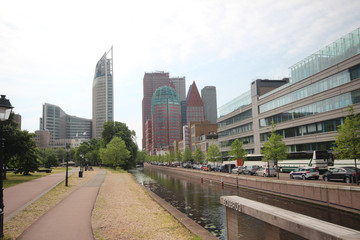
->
[322,167,360,183]
[231,166,245,174]
[215,165,224,172]
[290,167,319,180]
[255,167,277,177]
[182,162,192,168]
[201,165,209,171]
[242,165,261,175]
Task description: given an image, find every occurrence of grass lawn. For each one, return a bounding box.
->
[4,167,71,189]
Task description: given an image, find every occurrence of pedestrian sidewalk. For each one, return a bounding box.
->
[17,169,106,240]
[4,169,76,222]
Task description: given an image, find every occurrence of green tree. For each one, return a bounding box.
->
[169,151,175,164]
[194,147,205,164]
[56,147,66,163]
[84,138,101,166]
[334,105,360,184]
[10,131,40,175]
[175,150,182,163]
[136,150,147,164]
[42,148,59,168]
[102,121,138,169]
[2,114,39,177]
[207,143,222,164]
[229,139,247,164]
[99,137,130,169]
[75,143,90,168]
[261,122,287,178]
[182,147,193,162]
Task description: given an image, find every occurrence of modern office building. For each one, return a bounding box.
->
[42,103,92,142]
[142,71,170,148]
[186,81,205,123]
[151,86,182,155]
[201,86,217,124]
[92,47,114,139]
[170,77,186,102]
[217,28,360,156]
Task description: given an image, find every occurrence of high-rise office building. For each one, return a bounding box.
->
[186,81,205,123]
[170,77,186,102]
[42,103,92,142]
[151,86,181,155]
[92,47,113,139]
[142,71,170,148]
[201,86,217,124]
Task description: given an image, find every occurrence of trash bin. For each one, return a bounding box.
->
[78,171,83,178]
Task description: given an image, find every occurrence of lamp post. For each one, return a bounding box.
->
[79,154,83,178]
[0,95,13,238]
[65,143,70,186]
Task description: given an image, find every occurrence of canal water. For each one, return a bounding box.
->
[130,167,360,239]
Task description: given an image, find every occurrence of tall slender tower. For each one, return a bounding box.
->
[201,86,217,124]
[92,47,113,139]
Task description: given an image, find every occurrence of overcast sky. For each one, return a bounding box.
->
[1,0,360,148]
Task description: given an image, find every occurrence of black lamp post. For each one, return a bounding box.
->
[0,95,13,238]
[79,154,83,178]
[65,143,70,186]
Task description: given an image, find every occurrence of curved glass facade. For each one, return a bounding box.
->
[43,103,92,141]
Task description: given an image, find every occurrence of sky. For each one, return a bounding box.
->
[1,0,360,149]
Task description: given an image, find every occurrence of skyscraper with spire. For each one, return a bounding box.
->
[92,47,113,139]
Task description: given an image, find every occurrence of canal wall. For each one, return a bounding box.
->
[221,196,360,240]
[144,164,360,214]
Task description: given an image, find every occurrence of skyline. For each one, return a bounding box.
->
[2,0,360,148]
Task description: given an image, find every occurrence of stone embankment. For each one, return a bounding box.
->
[145,163,360,214]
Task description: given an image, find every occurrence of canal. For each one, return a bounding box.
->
[130,167,360,239]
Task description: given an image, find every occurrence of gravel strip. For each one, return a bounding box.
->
[92,170,195,240]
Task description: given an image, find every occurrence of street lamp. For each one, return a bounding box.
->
[65,143,70,186]
[79,154,83,178]
[0,95,13,238]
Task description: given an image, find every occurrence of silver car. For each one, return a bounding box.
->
[255,167,277,177]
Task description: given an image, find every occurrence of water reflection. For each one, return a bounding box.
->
[130,167,360,239]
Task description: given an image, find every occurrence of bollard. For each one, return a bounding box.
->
[201,177,203,183]
[221,177,224,187]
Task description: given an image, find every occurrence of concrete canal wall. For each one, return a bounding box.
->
[220,196,360,240]
[144,164,360,213]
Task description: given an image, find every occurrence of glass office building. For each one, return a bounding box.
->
[217,28,360,156]
[42,103,92,142]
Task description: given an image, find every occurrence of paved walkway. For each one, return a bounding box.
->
[17,169,106,240]
[4,169,76,222]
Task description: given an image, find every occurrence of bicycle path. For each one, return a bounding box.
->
[4,169,76,222]
[17,169,106,240]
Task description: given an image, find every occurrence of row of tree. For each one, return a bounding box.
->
[1,116,139,178]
